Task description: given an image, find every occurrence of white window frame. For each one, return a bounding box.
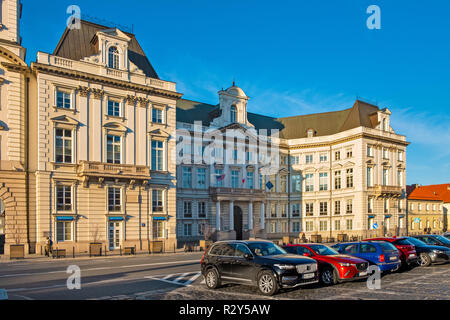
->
[54,128,74,164]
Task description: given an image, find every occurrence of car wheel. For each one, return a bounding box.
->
[205,268,221,289]
[418,253,432,267]
[321,267,338,285]
[257,270,279,296]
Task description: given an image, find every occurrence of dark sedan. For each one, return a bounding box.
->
[412,235,450,248]
[404,237,450,266]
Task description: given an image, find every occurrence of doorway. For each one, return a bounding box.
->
[233,206,243,240]
[108,222,121,250]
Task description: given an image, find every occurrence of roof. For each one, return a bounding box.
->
[177,99,380,139]
[53,20,158,79]
[407,184,450,203]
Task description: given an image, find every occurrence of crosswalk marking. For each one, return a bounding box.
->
[145,272,202,287]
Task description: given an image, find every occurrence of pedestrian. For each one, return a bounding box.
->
[46,237,53,257]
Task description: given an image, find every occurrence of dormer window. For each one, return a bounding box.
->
[307,129,314,138]
[108,46,120,69]
[230,106,237,123]
[382,118,387,131]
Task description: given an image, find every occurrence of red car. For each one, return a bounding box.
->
[283,244,369,286]
[364,237,418,268]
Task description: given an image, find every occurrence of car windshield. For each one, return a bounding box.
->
[434,235,450,244]
[309,245,339,256]
[405,237,427,247]
[248,242,287,257]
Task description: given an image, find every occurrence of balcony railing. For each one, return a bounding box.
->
[368,185,403,197]
[209,187,265,201]
[77,161,151,180]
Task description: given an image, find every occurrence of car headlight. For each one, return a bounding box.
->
[338,263,352,267]
[274,264,296,270]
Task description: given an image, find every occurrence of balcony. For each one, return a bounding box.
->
[209,187,265,202]
[368,185,403,198]
[77,161,151,180]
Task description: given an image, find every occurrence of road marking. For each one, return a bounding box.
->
[145,272,201,287]
[0,259,200,279]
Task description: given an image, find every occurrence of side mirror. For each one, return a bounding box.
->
[244,253,254,260]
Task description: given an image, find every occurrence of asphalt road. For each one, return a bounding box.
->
[0,254,449,300]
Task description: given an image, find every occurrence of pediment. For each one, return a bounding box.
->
[303,166,316,173]
[50,115,80,127]
[343,161,355,168]
[332,163,343,169]
[103,122,128,133]
[98,28,132,42]
[148,128,170,138]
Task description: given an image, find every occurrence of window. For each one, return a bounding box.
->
[367,167,373,187]
[57,221,72,242]
[152,190,163,212]
[108,187,121,212]
[281,204,287,218]
[182,167,192,188]
[433,204,436,211]
[368,217,375,230]
[335,171,341,189]
[320,221,327,231]
[334,220,341,231]
[107,100,121,117]
[293,222,300,233]
[291,156,300,165]
[320,202,328,216]
[153,220,164,239]
[151,140,164,171]
[247,171,254,189]
[198,202,206,218]
[346,169,353,188]
[292,204,300,217]
[319,173,328,191]
[292,175,301,192]
[106,135,121,164]
[183,201,192,218]
[346,219,353,230]
[231,170,239,188]
[108,46,120,69]
[397,170,403,187]
[197,168,206,189]
[183,224,192,237]
[360,244,377,253]
[306,203,314,216]
[426,204,430,211]
[334,201,341,215]
[56,185,72,211]
[152,108,163,124]
[215,169,224,187]
[56,90,71,109]
[230,106,237,123]
[418,203,422,211]
[335,151,341,161]
[346,149,353,158]
[305,174,314,192]
[305,221,314,232]
[271,204,277,218]
[382,118,387,131]
[346,200,353,214]
[306,154,313,164]
[280,175,287,192]
[383,168,389,186]
[55,129,73,163]
[320,154,328,162]
[259,174,264,190]
[367,146,373,157]
[246,151,254,163]
[383,148,389,160]
[307,129,314,138]
[384,198,389,213]
[368,197,374,213]
[398,200,403,213]
[270,222,277,233]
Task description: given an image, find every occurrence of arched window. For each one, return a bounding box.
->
[230,106,237,123]
[108,46,120,69]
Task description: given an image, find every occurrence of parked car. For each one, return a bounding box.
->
[201,240,318,296]
[412,235,450,248]
[282,244,369,285]
[443,232,450,240]
[331,241,401,272]
[403,237,450,267]
[364,237,418,268]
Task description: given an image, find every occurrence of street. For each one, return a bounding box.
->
[0,253,449,300]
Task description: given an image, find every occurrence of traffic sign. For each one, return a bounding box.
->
[373,223,378,230]
[415,218,420,223]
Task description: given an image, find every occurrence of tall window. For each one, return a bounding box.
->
[383,148,389,159]
[335,151,341,161]
[231,170,239,188]
[108,46,120,69]
[346,199,353,214]
[293,222,300,233]
[106,135,121,164]
[397,170,403,187]
[367,145,373,157]
[292,204,300,217]
[215,169,224,187]
[153,221,164,239]
[398,151,404,161]
[367,167,373,187]
[108,187,121,212]
[280,175,287,192]
[151,140,164,171]
[384,198,389,213]
[56,90,71,109]
[382,118,386,131]
[198,202,206,218]
[334,201,341,215]
[183,224,192,237]
[107,100,121,117]
[320,221,328,231]
[368,197,374,213]
[57,221,72,242]
[292,175,301,192]
[320,154,328,162]
[182,167,192,188]
[197,168,206,189]
[183,201,192,218]
[306,203,314,216]
[305,221,314,232]
[152,190,163,212]
[56,185,72,211]
[383,168,389,186]
[152,108,163,124]
[346,169,354,188]
[55,129,73,163]
[230,106,237,123]
[319,173,328,191]
[346,149,353,158]
[247,171,254,189]
[305,174,314,192]
[335,171,341,189]
[346,219,353,230]
[334,220,341,231]
[271,204,277,218]
[320,202,328,216]
[305,154,313,164]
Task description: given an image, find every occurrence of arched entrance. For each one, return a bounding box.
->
[0,199,5,255]
[233,206,243,240]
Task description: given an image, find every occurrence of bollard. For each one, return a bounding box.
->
[120,246,122,256]
[73,247,75,259]
[134,245,136,255]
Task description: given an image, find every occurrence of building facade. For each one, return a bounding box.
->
[28,20,181,254]
[407,184,450,234]
[176,86,409,245]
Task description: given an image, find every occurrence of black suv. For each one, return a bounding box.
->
[200,240,318,296]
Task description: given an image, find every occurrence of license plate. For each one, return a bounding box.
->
[409,254,416,258]
[390,256,397,261]
[303,273,315,279]
[358,271,368,277]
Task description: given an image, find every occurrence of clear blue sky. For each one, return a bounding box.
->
[21,0,450,185]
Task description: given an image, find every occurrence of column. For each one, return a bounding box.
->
[248,202,253,230]
[216,201,221,231]
[229,201,234,230]
[260,202,265,230]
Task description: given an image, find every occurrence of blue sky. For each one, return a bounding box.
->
[21,0,450,185]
